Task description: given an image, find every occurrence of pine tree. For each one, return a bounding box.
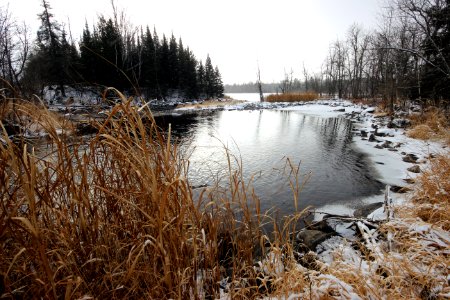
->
[168,34,179,91]
[36,0,67,96]
[141,26,157,98]
[204,55,215,98]
[213,66,224,97]
[80,22,97,83]
[158,35,170,98]
[184,47,199,99]
[197,61,205,98]
[97,17,124,89]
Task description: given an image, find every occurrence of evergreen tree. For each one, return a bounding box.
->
[141,26,157,97]
[168,34,179,90]
[97,17,124,89]
[197,61,205,98]
[35,0,67,96]
[204,55,215,98]
[421,2,450,102]
[158,35,170,98]
[213,66,224,97]
[79,22,96,83]
[184,47,199,99]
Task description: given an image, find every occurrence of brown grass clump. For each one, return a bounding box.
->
[407,107,450,145]
[411,154,450,230]
[0,90,286,299]
[265,92,319,103]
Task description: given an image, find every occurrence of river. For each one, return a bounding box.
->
[156,105,383,216]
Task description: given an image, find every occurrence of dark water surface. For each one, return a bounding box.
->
[157,110,383,215]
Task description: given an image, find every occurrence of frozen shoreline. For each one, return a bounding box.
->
[176,98,446,218]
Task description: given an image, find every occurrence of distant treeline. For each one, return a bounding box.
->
[1,0,224,100]
[224,82,279,93]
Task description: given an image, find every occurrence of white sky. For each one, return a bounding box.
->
[2,0,381,84]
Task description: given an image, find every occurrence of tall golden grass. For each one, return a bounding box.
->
[407,107,450,145]
[411,154,450,230]
[265,92,318,103]
[1,92,448,299]
[0,91,309,299]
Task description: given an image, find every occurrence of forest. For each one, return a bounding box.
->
[0,0,224,101]
[230,0,449,110]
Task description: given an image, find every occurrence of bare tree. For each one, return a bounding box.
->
[347,24,370,99]
[279,68,294,94]
[256,61,264,102]
[0,6,30,96]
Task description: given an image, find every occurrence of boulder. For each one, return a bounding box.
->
[407,165,421,173]
[381,141,392,148]
[368,134,377,142]
[390,185,411,193]
[353,202,383,218]
[295,230,333,251]
[360,130,368,137]
[402,154,419,163]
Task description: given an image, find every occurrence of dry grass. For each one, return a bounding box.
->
[2,92,449,299]
[265,93,319,103]
[406,107,450,145]
[1,90,296,299]
[409,154,450,230]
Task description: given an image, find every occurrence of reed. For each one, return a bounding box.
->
[265,92,319,103]
[0,90,310,299]
[407,107,450,145]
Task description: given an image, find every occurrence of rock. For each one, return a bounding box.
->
[381,141,392,148]
[306,219,335,233]
[360,130,368,137]
[391,118,411,128]
[368,134,377,142]
[388,148,399,152]
[375,161,385,165]
[76,122,98,135]
[403,178,415,184]
[298,251,325,271]
[374,130,386,137]
[402,154,419,163]
[374,144,383,149]
[353,202,383,218]
[295,230,333,251]
[390,185,411,193]
[335,108,346,112]
[365,107,376,113]
[407,165,421,173]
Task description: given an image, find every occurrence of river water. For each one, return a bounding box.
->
[157,108,383,216]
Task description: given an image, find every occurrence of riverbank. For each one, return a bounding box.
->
[1,97,448,298]
[174,98,450,298]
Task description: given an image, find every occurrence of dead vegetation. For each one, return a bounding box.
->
[1,93,449,299]
[265,92,319,103]
[0,91,310,299]
[406,107,450,145]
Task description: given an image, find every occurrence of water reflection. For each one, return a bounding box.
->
[156,110,383,215]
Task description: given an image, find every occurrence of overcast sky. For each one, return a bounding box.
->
[3,0,382,84]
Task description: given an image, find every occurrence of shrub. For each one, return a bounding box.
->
[265,92,318,103]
